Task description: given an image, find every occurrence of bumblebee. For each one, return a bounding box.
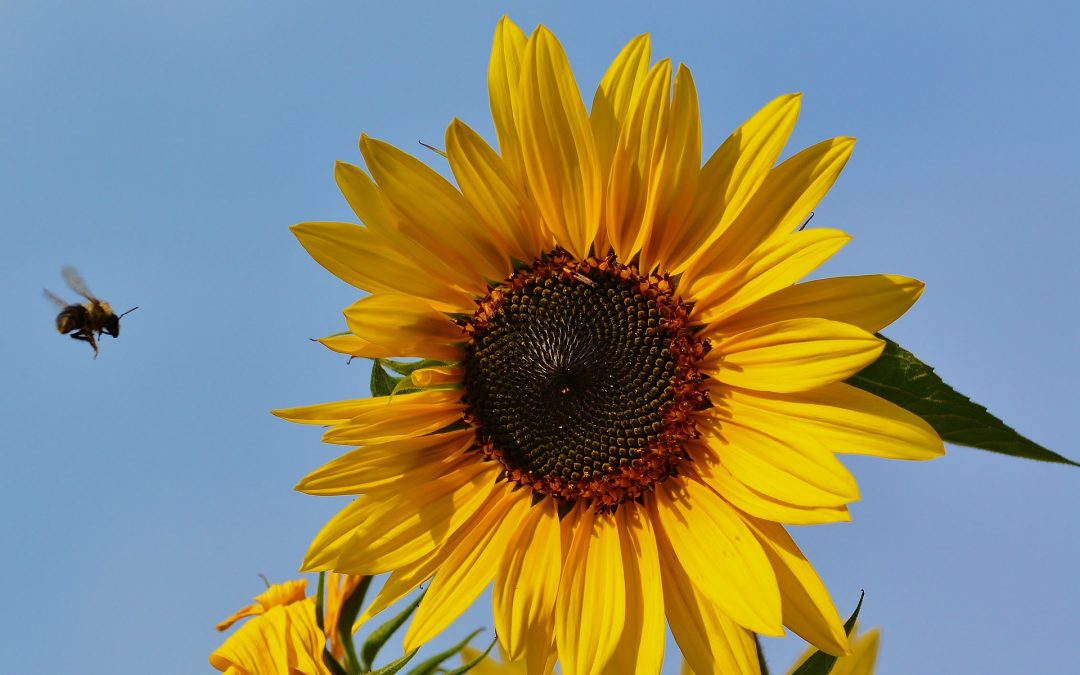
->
[44,266,137,358]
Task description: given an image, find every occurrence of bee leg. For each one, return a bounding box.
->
[70,330,100,357]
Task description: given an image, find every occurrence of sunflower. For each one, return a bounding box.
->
[277,16,943,675]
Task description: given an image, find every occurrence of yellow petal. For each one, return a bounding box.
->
[303,461,497,574]
[489,16,529,186]
[682,136,856,277]
[705,319,883,393]
[722,274,925,334]
[334,160,493,295]
[274,393,451,423]
[604,59,671,262]
[700,418,859,507]
[215,579,308,632]
[455,643,505,673]
[829,629,880,675]
[604,505,664,675]
[689,450,852,525]
[410,365,463,388]
[494,499,562,661]
[296,429,474,496]
[667,94,802,274]
[589,34,651,253]
[273,400,360,425]
[361,135,511,282]
[640,64,702,272]
[334,160,395,232]
[446,118,546,260]
[651,477,782,634]
[316,333,374,357]
[688,228,851,326]
[743,516,850,656]
[590,33,651,179]
[723,383,945,460]
[210,600,331,675]
[321,390,464,446]
[355,545,449,625]
[458,647,510,675]
[517,26,601,259]
[404,486,531,650]
[555,508,626,675]
[343,293,464,362]
[290,221,477,312]
[656,523,760,675]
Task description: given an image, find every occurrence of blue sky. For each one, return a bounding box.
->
[1,1,1077,673]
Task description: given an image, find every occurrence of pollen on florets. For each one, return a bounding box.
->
[460,248,711,513]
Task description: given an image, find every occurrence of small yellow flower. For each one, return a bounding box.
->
[215,579,308,632]
[210,597,330,675]
[211,575,365,674]
[280,16,943,675]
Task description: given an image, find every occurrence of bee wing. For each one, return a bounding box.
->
[62,265,97,301]
[43,288,69,308]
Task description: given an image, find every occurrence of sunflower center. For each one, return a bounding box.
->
[461,249,710,512]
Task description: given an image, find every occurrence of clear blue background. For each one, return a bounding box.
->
[2,1,1077,673]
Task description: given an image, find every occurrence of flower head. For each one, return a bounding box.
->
[278,16,942,675]
[210,579,329,675]
[211,575,364,674]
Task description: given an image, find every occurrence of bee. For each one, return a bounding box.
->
[44,266,137,358]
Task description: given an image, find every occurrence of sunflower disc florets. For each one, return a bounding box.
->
[461,248,711,512]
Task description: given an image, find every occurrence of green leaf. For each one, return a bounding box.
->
[442,636,497,675]
[390,379,423,397]
[405,629,484,675]
[315,572,327,634]
[368,649,419,675]
[370,360,404,398]
[361,592,426,671]
[841,591,864,635]
[848,337,1076,466]
[789,591,864,675]
[322,651,350,675]
[336,576,373,675]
